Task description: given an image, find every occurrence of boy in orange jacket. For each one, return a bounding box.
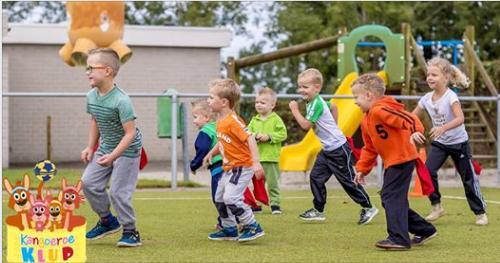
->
[352,73,437,250]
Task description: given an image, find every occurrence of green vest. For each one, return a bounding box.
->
[200,122,223,164]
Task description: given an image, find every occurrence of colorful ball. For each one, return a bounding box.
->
[33,160,57,182]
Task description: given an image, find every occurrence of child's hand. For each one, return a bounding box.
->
[429,126,446,140]
[191,171,196,177]
[255,133,270,142]
[96,154,114,167]
[289,100,299,112]
[410,132,426,146]
[203,154,212,167]
[354,172,367,185]
[253,163,264,180]
[80,147,94,164]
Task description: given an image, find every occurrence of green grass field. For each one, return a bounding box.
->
[3,187,500,262]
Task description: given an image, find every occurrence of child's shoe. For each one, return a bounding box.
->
[238,222,265,242]
[208,226,238,241]
[358,206,379,225]
[411,230,438,246]
[425,204,445,221]
[86,215,121,240]
[271,205,282,215]
[375,239,410,250]
[299,208,325,221]
[251,206,263,214]
[475,213,488,226]
[117,230,142,247]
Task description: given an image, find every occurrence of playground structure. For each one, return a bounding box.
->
[226,23,498,172]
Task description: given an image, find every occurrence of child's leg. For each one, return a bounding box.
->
[426,142,449,205]
[81,153,114,218]
[223,167,257,226]
[211,172,223,227]
[381,161,414,247]
[109,155,140,231]
[309,150,334,212]
[262,162,280,207]
[214,173,237,228]
[450,142,486,215]
[408,208,436,237]
[329,143,372,208]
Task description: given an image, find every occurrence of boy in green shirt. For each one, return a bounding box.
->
[248,87,287,214]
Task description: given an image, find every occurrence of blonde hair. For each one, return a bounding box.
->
[298,68,323,86]
[351,73,386,97]
[208,78,240,109]
[427,57,470,89]
[191,99,216,121]
[88,48,120,77]
[257,87,277,104]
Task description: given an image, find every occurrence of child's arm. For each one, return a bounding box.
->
[412,104,425,119]
[190,132,213,173]
[203,142,221,166]
[80,116,99,164]
[247,135,264,179]
[97,120,136,166]
[329,101,339,123]
[289,100,312,130]
[355,122,378,179]
[429,101,464,140]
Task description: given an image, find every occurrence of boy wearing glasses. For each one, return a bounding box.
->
[289,68,378,224]
[81,48,143,247]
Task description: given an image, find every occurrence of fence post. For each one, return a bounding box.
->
[497,95,500,186]
[181,103,190,182]
[171,91,178,190]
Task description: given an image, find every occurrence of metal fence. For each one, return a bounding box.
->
[3,92,500,189]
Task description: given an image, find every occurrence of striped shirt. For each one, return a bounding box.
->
[86,85,142,158]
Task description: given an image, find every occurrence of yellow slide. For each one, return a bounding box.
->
[279,71,388,172]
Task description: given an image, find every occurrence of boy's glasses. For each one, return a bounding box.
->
[85,65,107,73]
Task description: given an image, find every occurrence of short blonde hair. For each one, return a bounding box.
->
[191,99,216,121]
[257,87,277,104]
[88,48,120,77]
[427,57,470,89]
[298,68,323,86]
[351,73,386,97]
[208,79,240,109]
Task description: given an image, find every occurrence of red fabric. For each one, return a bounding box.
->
[347,137,361,161]
[243,188,258,208]
[91,142,148,170]
[242,176,270,208]
[415,157,435,196]
[471,159,482,176]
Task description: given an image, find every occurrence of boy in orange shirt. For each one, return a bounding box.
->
[352,73,437,250]
[204,79,265,242]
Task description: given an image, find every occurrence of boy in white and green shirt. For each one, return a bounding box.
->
[248,88,287,214]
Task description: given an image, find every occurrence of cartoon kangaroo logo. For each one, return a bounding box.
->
[46,190,64,231]
[60,178,86,231]
[4,174,32,230]
[29,186,50,232]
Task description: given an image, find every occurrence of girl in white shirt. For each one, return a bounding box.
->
[412,57,487,226]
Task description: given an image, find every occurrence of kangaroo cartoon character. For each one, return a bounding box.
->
[4,174,32,230]
[60,178,86,231]
[29,192,50,232]
[46,191,64,231]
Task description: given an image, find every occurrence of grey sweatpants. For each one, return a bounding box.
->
[214,167,256,228]
[82,152,140,230]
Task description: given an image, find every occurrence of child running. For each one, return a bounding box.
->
[204,78,265,242]
[289,68,378,224]
[353,73,437,250]
[248,87,287,214]
[411,57,487,225]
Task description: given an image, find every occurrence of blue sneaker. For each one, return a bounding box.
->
[208,226,238,241]
[86,216,121,240]
[117,230,142,247]
[238,222,264,242]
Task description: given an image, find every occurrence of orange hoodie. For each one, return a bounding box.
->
[356,96,424,175]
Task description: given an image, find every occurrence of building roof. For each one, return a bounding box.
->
[2,23,232,48]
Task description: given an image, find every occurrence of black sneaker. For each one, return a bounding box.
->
[375,239,410,250]
[252,206,263,214]
[411,231,438,246]
[271,205,282,215]
[358,207,379,225]
[117,230,142,247]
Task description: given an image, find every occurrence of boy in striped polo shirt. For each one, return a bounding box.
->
[81,48,143,247]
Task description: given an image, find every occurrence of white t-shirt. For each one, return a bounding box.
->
[418,88,468,145]
[306,95,346,151]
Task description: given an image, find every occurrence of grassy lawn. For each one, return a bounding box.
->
[2,168,202,189]
[3,187,500,262]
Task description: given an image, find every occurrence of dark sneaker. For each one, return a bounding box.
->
[252,206,263,214]
[411,231,438,246]
[117,230,142,247]
[271,205,282,215]
[358,207,379,225]
[208,226,238,241]
[375,239,410,250]
[86,216,121,240]
[299,208,325,221]
[238,222,265,242]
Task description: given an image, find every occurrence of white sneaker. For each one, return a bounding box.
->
[358,207,379,225]
[475,213,488,226]
[425,204,445,221]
